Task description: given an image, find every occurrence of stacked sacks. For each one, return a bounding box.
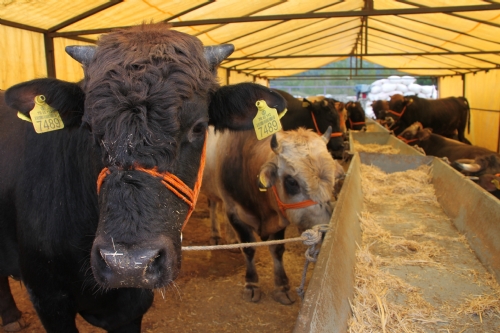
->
[365,76,437,118]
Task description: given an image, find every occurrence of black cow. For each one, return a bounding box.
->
[387,94,470,143]
[0,23,286,332]
[272,89,345,159]
[398,122,500,198]
[371,99,389,120]
[345,101,366,131]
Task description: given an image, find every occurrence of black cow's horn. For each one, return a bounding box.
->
[204,44,234,71]
[65,45,97,66]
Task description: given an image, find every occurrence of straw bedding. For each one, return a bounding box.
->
[352,140,400,155]
[348,164,500,333]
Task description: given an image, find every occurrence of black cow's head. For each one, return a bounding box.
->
[302,98,344,159]
[345,101,366,131]
[62,24,277,289]
[371,99,389,120]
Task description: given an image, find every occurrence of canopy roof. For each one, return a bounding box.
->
[2,0,500,79]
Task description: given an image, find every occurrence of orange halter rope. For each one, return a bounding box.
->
[386,99,413,119]
[310,112,343,138]
[348,118,366,129]
[271,185,317,217]
[397,135,419,144]
[96,132,207,231]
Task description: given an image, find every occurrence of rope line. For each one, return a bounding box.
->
[181,224,330,301]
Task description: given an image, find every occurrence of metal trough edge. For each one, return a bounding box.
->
[294,152,500,333]
[293,153,363,333]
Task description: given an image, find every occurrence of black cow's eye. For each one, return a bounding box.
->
[188,120,208,142]
[284,175,300,196]
[192,122,205,134]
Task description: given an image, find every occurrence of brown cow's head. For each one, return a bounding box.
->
[257,128,340,232]
[64,23,259,289]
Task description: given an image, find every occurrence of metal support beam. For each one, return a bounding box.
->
[50,4,500,38]
[235,67,498,71]
[44,34,56,78]
[226,51,500,60]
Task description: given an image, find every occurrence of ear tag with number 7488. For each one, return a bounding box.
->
[28,95,65,134]
[253,100,284,140]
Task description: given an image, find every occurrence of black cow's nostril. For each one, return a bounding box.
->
[145,248,167,277]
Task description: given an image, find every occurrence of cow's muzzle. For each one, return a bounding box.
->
[90,235,179,289]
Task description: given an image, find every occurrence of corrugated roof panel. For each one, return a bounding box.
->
[255,0,344,15]
[1,0,500,84]
[373,0,416,10]
[271,31,358,58]
[367,35,425,53]
[0,0,108,30]
[458,9,500,22]
[315,0,365,12]
[219,18,351,54]
[407,0,489,6]
[173,0,282,21]
[194,20,305,46]
[60,0,208,33]
[235,18,360,57]
[369,19,475,52]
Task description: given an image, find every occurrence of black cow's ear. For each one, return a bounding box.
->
[5,78,85,127]
[258,162,278,190]
[208,83,286,132]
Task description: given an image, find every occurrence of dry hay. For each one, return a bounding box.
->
[352,140,400,154]
[348,164,500,333]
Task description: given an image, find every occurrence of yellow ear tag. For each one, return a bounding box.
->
[253,100,282,140]
[29,95,64,134]
[17,111,32,123]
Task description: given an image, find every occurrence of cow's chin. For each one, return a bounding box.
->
[90,234,180,289]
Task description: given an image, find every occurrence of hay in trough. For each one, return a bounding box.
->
[352,140,401,154]
[348,164,500,332]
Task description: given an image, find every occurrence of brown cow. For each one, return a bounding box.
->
[202,127,343,305]
[398,122,500,198]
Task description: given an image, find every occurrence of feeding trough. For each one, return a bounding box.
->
[349,131,424,156]
[364,118,390,133]
[294,152,500,333]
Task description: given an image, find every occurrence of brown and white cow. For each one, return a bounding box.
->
[202,127,342,305]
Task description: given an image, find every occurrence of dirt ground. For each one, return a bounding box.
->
[7,194,314,333]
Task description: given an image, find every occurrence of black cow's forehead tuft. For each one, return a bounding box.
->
[80,23,219,170]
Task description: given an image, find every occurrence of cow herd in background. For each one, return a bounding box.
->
[0,22,499,333]
[371,93,500,199]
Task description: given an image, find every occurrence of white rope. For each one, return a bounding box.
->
[181,224,330,301]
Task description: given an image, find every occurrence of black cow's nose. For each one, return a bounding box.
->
[91,236,179,289]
